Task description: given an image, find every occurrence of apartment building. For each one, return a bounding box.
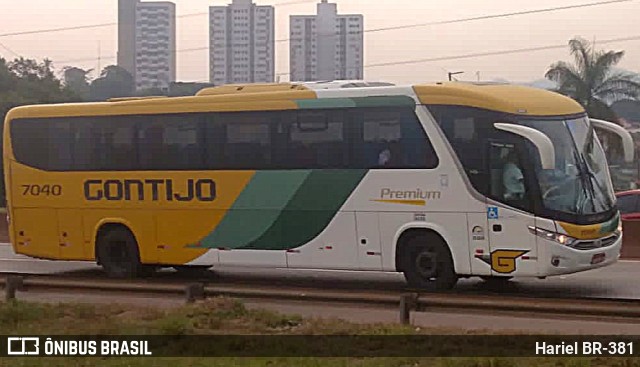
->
[209,0,275,85]
[290,0,363,82]
[118,0,176,91]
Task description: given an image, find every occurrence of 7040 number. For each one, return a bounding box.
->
[21,184,62,197]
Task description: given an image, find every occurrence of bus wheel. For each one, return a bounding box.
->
[96,227,143,279]
[173,266,212,277]
[401,233,457,291]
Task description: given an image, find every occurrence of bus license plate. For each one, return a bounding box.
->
[591,253,605,265]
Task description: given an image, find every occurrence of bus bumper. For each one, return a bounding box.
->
[540,235,622,276]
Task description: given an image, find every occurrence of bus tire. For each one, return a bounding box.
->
[401,233,458,291]
[96,227,143,279]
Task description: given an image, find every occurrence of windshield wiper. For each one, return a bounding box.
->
[573,150,598,213]
[581,128,613,209]
[574,150,609,211]
[581,153,612,209]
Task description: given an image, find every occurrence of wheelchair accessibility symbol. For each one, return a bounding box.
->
[487,207,499,219]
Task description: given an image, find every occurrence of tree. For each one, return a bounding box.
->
[168,82,215,97]
[0,57,82,205]
[7,57,79,104]
[0,58,16,93]
[1,57,80,118]
[546,37,640,161]
[545,37,640,120]
[135,87,166,97]
[89,65,134,101]
[63,66,92,100]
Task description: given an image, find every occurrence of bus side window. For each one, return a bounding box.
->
[48,121,73,171]
[139,114,204,170]
[203,113,226,169]
[106,122,138,171]
[138,123,165,170]
[10,119,50,170]
[288,110,348,169]
[73,121,100,171]
[220,112,272,169]
[359,107,438,169]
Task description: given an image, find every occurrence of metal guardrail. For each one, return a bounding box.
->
[2,275,640,325]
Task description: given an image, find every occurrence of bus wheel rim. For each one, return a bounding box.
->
[416,250,438,279]
[111,241,128,268]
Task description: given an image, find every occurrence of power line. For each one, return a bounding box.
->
[353,0,635,35]
[0,22,117,39]
[275,34,640,77]
[0,41,20,57]
[281,0,637,43]
[49,0,638,66]
[0,0,319,39]
[54,34,640,79]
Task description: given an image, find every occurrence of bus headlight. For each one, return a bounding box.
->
[617,221,623,234]
[528,226,578,246]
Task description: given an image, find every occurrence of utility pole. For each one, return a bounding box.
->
[97,41,102,74]
[448,71,464,81]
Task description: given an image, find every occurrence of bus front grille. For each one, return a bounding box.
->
[571,234,619,251]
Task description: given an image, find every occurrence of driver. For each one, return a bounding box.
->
[503,150,525,201]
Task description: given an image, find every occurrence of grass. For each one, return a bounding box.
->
[0,298,639,366]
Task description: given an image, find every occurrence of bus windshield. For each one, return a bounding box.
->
[522,117,615,216]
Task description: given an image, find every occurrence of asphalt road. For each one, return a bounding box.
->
[2,244,640,300]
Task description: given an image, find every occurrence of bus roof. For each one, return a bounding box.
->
[414,82,584,116]
[5,81,584,120]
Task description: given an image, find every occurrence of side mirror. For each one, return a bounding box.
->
[494,123,556,170]
[590,118,635,163]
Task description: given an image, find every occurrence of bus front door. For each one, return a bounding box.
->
[486,205,537,276]
[486,142,538,277]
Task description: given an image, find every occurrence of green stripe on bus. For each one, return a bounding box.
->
[352,95,416,108]
[295,98,357,109]
[239,169,367,251]
[295,96,416,110]
[600,212,620,234]
[195,171,311,249]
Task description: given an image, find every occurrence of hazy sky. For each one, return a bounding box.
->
[0,0,638,84]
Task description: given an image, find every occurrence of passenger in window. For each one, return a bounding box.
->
[378,146,392,167]
[388,141,403,167]
[503,150,525,201]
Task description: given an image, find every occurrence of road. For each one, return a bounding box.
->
[1,244,639,299]
[3,244,640,334]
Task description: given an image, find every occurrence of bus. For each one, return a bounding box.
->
[3,81,635,290]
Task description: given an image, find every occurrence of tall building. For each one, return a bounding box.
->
[290,0,363,82]
[118,0,137,81]
[117,0,176,91]
[209,0,275,85]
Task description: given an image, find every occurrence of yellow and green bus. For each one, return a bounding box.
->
[3,81,634,290]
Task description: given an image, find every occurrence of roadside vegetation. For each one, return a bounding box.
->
[0,298,637,367]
